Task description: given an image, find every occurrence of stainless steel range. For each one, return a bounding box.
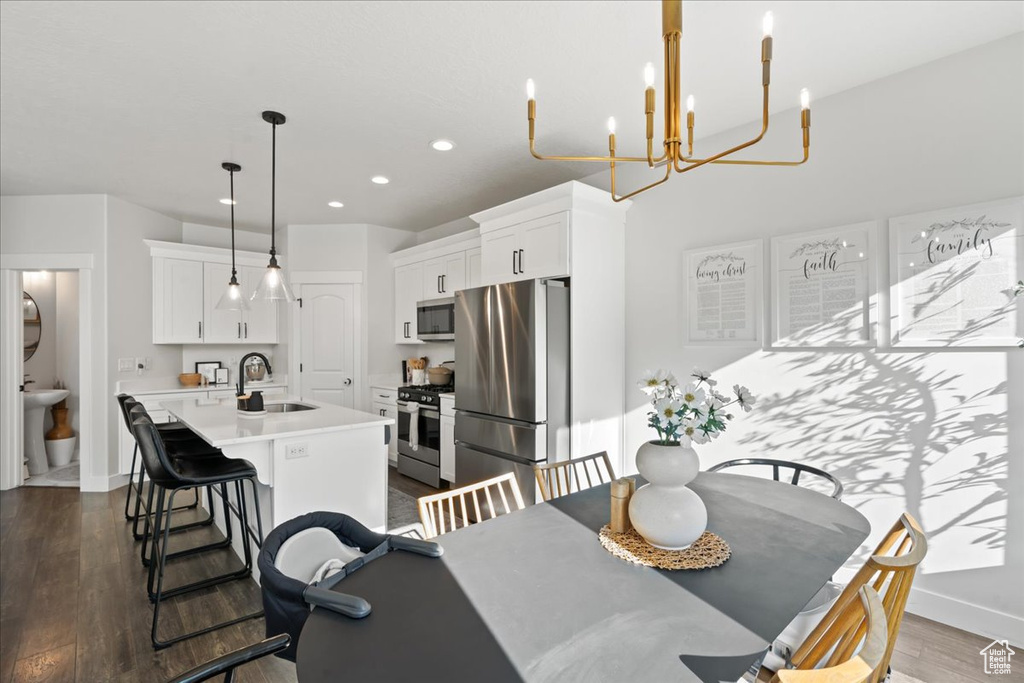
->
[396,383,454,488]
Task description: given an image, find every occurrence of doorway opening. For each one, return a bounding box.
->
[1,256,94,492]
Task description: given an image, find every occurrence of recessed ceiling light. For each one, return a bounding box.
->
[371,176,390,185]
[328,201,344,208]
[219,198,236,205]
[430,139,455,152]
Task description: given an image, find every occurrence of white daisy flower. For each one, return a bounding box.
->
[655,398,684,423]
[638,369,675,394]
[691,367,717,387]
[679,383,707,407]
[733,384,757,412]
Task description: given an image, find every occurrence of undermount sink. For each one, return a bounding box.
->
[24,389,70,476]
[265,402,317,413]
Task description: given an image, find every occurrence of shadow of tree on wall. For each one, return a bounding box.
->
[736,349,1009,566]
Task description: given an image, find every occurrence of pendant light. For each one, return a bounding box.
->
[215,162,250,311]
[251,110,295,302]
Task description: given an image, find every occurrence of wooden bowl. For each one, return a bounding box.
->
[178,373,203,387]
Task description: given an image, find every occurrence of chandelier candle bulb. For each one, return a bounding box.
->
[607,116,617,135]
[526,78,535,101]
[800,88,811,110]
[522,0,811,201]
[762,11,774,38]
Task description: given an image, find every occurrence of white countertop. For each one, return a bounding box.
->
[161,395,393,447]
[116,376,287,397]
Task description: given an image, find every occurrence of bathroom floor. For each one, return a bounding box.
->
[23,461,79,488]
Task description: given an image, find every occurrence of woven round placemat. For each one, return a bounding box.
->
[598,525,730,570]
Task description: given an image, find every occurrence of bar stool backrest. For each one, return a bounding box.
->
[116,393,136,433]
[131,413,181,487]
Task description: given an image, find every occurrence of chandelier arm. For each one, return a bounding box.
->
[672,84,769,172]
[611,154,674,203]
[530,139,660,164]
[706,147,809,166]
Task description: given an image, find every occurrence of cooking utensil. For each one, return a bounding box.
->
[427,366,453,386]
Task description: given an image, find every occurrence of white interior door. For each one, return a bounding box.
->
[299,283,355,407]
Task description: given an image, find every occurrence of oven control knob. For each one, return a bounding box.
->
[426,396,433,403]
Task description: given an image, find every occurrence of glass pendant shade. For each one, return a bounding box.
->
[216,279,250,311]
[215,161,249,310]
[253,110,294,303]
[251,262,294,302]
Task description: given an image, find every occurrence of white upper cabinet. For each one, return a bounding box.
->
[422,252,467,300]
[202,262,243,343]
[148,240,281,345]
[466,248,482,289]
[394,262,424,344]
[479,212,569,285]
[154,257,205,344]
[240,265,279,343]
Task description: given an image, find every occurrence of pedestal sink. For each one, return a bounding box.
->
[24,389,70,476]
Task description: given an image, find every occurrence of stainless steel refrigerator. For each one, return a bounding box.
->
[454,279,569,512]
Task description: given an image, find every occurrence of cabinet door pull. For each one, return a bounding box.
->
[512,250,518,275]
[244,322,248,338]
[198,321,203,339]
[440,274,445,292]
[237,322,241,339]
[519,249,524,274]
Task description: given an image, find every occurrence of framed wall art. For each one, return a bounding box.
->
[682,239,763,346]
[770,222,877,347]
[889,196,1023,347]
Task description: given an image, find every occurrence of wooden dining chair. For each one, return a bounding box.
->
[533,451,616,501]
[417,473,526,539]
[771,586,887,683]
[786,513,928,683]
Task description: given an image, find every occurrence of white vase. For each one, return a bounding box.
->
[628,440,707,550]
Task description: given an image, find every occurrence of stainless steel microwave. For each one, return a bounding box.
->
[417,297,455,341]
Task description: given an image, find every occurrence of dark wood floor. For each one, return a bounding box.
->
[387,465,447,499]
[1,482,1016,683]
[0,485,298,683]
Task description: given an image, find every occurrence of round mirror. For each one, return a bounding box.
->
[23,291,41,362]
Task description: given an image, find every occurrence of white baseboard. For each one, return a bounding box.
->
[80,472,129,493]
[907,585,1024,645]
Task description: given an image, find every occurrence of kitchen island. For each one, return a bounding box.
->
[162,395,393,573]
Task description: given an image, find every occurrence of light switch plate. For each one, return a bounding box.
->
[118,358,134,372]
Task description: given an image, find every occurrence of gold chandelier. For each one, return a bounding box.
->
[526,0,811,202]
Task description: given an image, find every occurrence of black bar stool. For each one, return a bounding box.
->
[116,393,208,540]
[125,401,236,570]
[132,413,265,649]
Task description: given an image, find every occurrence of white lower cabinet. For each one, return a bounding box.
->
[372,386,399,465]
[440,395,455,483]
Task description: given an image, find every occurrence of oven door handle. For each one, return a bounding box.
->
[420,407,440,418]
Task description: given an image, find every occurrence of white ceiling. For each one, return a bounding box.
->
[1,1,1021,232]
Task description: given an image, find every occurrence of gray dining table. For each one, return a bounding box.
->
[296,472,870,683]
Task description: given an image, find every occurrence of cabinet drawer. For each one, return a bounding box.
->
[371,388,397,403]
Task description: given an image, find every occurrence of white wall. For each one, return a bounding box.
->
[0,194,109,489]
[56,271,80,454]
[580,34,1024,641]
[22,271,56,386]
[182,222,270,253]
[106,196,183,476]
[286,223,419,407]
